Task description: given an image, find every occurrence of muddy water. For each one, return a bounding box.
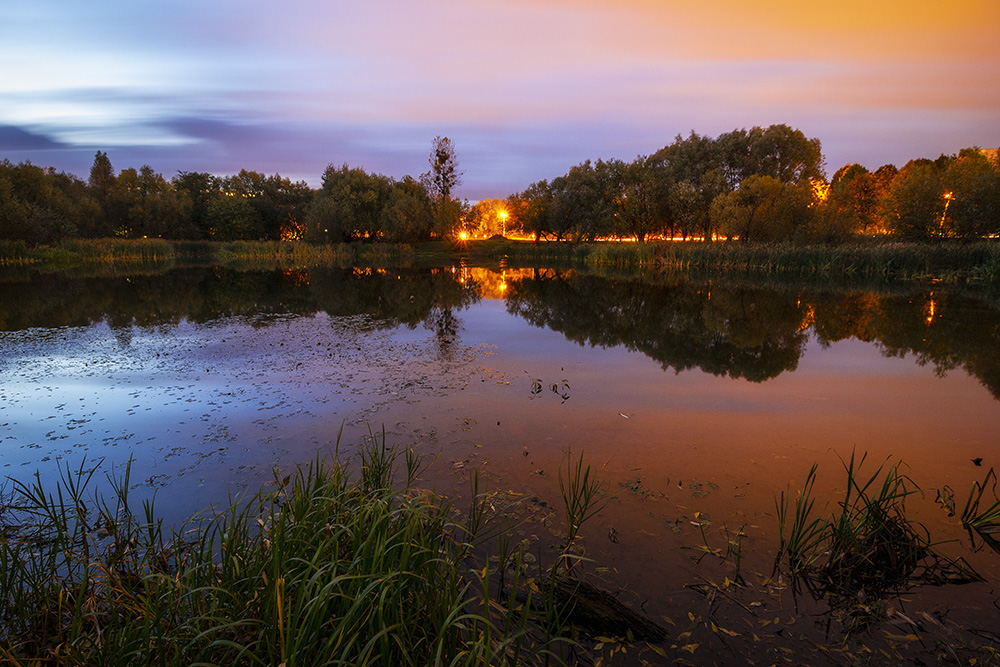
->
[3,265,1000,662]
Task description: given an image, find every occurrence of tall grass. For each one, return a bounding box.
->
[646,241,1000,283]
[773,451,980,611]
[0,437,578,665]
[556,452,608,576]
[961,467,1000,555]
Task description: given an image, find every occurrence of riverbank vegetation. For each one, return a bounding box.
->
[4,126,998,250]
[0,436,590,665]
[5,438,1000,664]
[3,237,999,286]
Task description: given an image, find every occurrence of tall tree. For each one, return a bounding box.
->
[88,151,115,199]
[422,136,462,202]
[421,136,463,236]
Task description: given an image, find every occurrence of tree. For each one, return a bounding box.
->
[465,199,511,238]
[380,176,434,242]
[173,171,220,239]
[0,160,90,244]
[88,151,115,200]
[819,163,878,238]
[421,136,463,237]
[607,157,669,243]
[880,160,944,240]
[86,151,116,236]
[716,125,824,188]
[548,160,614,241]
[711,176,814,242]
[306,164,393,242]
[942,151,1000,239]
[422,136,462,202]
[206,195,263,240]
[509,180,553,242]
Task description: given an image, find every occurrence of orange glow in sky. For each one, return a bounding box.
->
[0,0,996,198]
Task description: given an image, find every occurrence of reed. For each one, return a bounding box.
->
[591,240,1000,283]
[773,452,974,609]
[556,451,608,576]
[960,467,1000,556]
[0,437,577,665]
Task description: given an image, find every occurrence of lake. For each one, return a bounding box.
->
[3,263,1000,662]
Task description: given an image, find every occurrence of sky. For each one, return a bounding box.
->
[2,0,998,200]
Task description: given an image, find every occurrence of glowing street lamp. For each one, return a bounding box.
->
[499,210,508,237]
[940,191,954,234]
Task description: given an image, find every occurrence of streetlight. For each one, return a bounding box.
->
[499,210,508,237]
[940,191,953,235]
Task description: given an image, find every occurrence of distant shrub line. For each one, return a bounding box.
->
[0,238,414,269]
[2,237,998,284]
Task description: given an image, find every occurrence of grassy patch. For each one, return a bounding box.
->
[0,436,582,665]
[773,452,981,633]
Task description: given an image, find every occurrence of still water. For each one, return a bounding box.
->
[3,264,1000,657]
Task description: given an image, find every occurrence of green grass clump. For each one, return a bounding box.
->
[961,467,1000,555]
[0,436,576,666]
[774,451,980,623]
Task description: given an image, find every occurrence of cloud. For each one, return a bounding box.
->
[0,125,68,151]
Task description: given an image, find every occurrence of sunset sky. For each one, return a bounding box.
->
[2,0,998,200]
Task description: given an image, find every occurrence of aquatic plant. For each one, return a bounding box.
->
[556,451,608,576]
[773,451,979,618]
[0,439,579,665]
[961,467,1000,555]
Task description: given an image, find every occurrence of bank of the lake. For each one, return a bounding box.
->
[3,237,1000,285]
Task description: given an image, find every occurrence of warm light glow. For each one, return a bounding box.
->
[458,231,469,241]
[810,179,830,204]
[940,191,954,232]
[925,294,936,325]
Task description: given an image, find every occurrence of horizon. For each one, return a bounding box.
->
[2,0,998,200]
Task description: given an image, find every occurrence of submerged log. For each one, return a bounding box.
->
[516,575,668,643]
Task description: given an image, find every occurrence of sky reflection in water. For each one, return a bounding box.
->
[2,267,1000,630]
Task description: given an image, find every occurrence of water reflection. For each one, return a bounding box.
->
[0,267,481,345]
[2,266,999,398]
[503,271,1000,397]
[504,272,808,382]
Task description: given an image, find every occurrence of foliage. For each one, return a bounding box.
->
[0,439,579,665]
[709,176,814,242]
[508,124,825,243]
[774,452,979,626]
[557,452,608,575]
[307,164,440,243]
[421,135,462,203]
[960,468,1000,556]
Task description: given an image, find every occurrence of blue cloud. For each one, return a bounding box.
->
[0,125,68,151]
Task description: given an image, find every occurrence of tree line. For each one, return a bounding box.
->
[0,137,463,246]
[501,126,1000,243]
[3,127,998,247]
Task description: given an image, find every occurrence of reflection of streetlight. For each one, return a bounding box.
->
[499,210,508,237]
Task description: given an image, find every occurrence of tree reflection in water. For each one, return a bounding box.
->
[1,265,998,397]
[501,270,1000,397]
